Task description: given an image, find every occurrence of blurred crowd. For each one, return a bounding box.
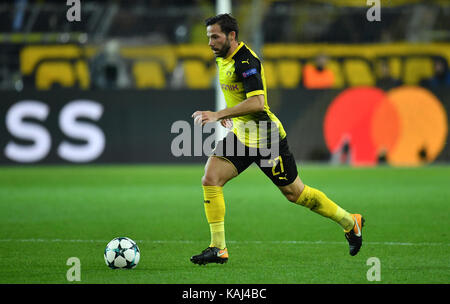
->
[0,0,449,90]
[87,44,450,90]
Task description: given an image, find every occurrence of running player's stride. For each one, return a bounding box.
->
[190,14,364,265]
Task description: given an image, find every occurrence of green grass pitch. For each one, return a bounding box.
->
[0,164,449,284]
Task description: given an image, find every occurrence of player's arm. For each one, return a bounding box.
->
[192,53,265,125]
[192,95,264,125]
[217,94,264,118]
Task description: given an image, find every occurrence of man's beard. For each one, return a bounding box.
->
[215,38,231,58]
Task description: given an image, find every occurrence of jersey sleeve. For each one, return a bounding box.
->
[235,56,264,99]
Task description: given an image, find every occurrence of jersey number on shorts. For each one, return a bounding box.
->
[268,156,285,178]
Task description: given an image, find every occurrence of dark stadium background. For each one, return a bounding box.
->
[0,0,449,289]
[1,0,449,166]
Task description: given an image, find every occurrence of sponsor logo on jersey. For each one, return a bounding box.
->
[220,83,240,91]
[242,68,257,78]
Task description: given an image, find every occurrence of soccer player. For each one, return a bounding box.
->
[190,14,364,265]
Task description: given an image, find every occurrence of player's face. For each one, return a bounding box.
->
[207,24,231,58]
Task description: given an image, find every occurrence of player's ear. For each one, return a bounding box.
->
[228,31,236,42]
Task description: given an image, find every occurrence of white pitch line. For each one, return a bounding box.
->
[0,238,449,247]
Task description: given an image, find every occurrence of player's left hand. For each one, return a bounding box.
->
[220,118,233,129]
[192,111,219,125]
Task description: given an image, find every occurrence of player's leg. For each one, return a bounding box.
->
[191,132,255,265]
[202,155,237,248]
[191,156,237,265]
[202,154,238,187]
[278,177,364,256]
[278,176,354,230]
[258,137,364,256]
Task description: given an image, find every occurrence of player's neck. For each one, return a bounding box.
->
[225,40,240,58]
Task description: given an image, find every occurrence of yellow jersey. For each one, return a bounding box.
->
[216,42,286,148]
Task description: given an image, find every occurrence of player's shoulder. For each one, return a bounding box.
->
[233,43,261,72]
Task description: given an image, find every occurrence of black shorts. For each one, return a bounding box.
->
[212,132,298,186]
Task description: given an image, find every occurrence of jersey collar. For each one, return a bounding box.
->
[224,42,244,61]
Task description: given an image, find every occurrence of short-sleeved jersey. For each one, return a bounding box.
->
[216,42,286,148]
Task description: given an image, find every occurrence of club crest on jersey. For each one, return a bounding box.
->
[242,68,257,78]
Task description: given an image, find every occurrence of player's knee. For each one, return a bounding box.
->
[279,177,304,203]
[201,174,220,187]
[284,191,299,203]
[281,186,302,203]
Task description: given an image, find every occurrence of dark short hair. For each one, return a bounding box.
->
[205,13,239,40]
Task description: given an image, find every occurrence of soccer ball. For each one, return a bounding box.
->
[104,237,140,269]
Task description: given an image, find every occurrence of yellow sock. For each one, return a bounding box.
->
[209,222,226,249]
[202,186,226,249]
[295,185,355,232]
